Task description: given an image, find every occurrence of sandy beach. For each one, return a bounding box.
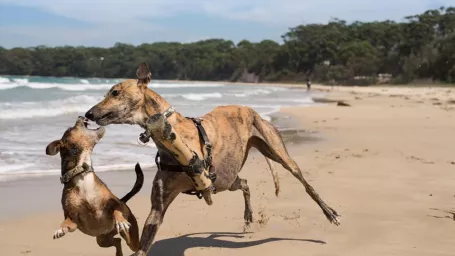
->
[2,84,455,256]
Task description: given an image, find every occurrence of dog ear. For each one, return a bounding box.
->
[136,62,152,86]
[46,140,62,156]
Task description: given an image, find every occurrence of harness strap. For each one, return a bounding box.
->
[153,117,216,199]
[187,117,212,167]
[153,117,213,172]
[154,153,210,199]
[155,153,188,172]
[162,106,175,119]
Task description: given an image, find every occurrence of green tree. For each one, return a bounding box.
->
[0,6,454,85]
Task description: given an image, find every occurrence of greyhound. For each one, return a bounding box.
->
[85,63,340,256]
[46,116,143,256]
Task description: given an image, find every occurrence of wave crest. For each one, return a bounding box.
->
[0,79,226,91]
[0,95,102,119]
[0,76,10,84]
[182,92,223,101]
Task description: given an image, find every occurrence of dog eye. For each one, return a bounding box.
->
[112,90,120,97]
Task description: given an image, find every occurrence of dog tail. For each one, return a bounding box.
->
[265,157,280,196]
[120,163,144,203]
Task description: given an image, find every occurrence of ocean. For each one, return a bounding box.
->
[0,76,316,182]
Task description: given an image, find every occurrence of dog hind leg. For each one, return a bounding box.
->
[229,176,253,227]
[252,115,340,225]
[96,233,123,256]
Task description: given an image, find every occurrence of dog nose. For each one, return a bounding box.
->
[85,110,94,120]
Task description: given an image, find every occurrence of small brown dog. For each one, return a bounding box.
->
[46,116,142,256]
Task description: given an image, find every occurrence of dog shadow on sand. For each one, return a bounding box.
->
[147,232,325,255]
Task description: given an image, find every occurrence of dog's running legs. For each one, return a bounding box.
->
[229,176,253,227]
[125,212,140,252]
[97,232,123,256]
[253,117,340,225]
[132,172,181,256]
[261,149,339,225]
[53,217,77,239]
[114,209,131,236]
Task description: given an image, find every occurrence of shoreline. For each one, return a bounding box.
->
[2,73,453,89]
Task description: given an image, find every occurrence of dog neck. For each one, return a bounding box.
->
[60,162,93,184]
[139,88,186,128]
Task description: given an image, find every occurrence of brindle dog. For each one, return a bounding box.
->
[46,116,142,256]
[85,63,340,256]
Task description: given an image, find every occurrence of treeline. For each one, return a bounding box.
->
[0,7,454,85]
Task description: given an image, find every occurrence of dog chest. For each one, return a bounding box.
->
[76,173,97,199]
[72,172,104,216]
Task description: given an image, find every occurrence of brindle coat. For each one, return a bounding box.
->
[85,63,340,256]
[46,117,143,256]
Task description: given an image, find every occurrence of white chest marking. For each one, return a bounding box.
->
[75,172,98,203]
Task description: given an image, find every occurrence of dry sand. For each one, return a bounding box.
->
[2,85,455,256]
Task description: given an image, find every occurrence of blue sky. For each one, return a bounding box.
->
[0,0,451,48]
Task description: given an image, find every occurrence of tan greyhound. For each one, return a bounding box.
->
[85,63,340,256]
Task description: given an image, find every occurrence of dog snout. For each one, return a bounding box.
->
[85,110,95,121]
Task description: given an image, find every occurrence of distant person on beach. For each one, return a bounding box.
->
[306,78,311,91]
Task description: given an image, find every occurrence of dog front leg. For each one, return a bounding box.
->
[132,175,179,256]
[53,217,77,239]
[114,209,131,236]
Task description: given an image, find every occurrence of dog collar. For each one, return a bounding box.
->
[60,165,94,184]
[162,106,175,118]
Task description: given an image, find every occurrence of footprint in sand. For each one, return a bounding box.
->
[428,208,455,221]
[407,155,435,164]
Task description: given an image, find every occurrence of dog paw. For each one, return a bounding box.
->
[53,228,67,239]
[116,220,131,234]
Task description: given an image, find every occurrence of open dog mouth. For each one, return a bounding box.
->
[82,117,102,131]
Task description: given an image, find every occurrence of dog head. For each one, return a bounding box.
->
[46,116,105,171]
[84,63,167,127]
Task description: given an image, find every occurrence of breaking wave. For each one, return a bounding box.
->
[0,95,101,119]
[0,78,226,91]
[181,92,223,101]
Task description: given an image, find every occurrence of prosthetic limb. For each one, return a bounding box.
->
[145,113,215,205]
